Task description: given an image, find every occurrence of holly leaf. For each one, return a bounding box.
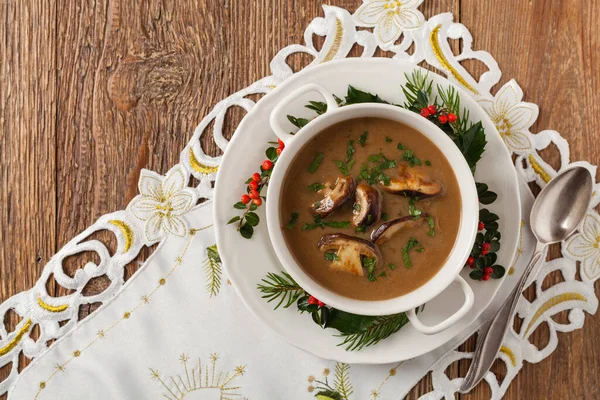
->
[454,121,487,172]
[239,223,254,239]
[345,85,389,105]
[491,265,506,279]
[324,309,377,334]
[287,115,310,129]
[470,270,484,280]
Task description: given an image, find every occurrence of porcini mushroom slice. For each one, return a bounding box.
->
[318,233,381,277]
[380,165,442,198]
[371,215,426,245]
[353,184,382,228]
[312,176,357,217]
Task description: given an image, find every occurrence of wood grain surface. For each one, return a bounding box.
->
[0,0,598,398]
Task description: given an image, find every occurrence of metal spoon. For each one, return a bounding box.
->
[459,166,593,392]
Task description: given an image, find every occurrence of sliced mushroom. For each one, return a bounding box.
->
[318,233,382,277]
[379,165,442,198]
[371,215,426,245]
[311,176,356,217]
[353,184,382,228]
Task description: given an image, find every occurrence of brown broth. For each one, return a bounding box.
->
[280,117,461,301]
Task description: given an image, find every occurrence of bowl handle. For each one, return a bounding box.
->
[269,83,339,144]
[407,275,475,335]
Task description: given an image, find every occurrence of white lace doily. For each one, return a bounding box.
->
[2,2,599,399]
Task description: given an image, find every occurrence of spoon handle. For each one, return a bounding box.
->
[459,242,547,392]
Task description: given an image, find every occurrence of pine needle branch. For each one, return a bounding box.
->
[257,272,305,310]
[336,313,410,351]
[203,245,222,297]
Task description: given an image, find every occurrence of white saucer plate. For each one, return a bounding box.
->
[214,58,520,364]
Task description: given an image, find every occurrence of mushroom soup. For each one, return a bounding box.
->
[280,117,462,301]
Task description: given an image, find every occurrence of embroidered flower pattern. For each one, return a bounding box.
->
[353,0,424,48]
[478,80,539,154]
[564,212,600,282]
[128,165,197,243]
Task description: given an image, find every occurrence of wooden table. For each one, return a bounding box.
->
[1,1,598,398]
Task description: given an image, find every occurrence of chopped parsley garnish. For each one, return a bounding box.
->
[381,213,389,221]
[385,136,392,143]
[388,263,396,270]
[334,159,354,175]
[425,160,432,166]
[308,153,324,173]
[408,198,423,219]
[359,131,368,147]
[402,149,421,167]
[346,140,355,163]
[353,203,361,212]
[401,237,422,269]
[427,215,435,237]
[313,201,321,208]
[378,271,387,278]
[308,183,325,192]
[397,143,407,150]
[355,225,367,233]
[324,252,340,261]
[362,256,378,281]
[285,212,299,229]
[359,153,397,186]
[302,215,351,230]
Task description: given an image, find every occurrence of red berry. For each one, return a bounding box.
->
[308,296,318,305]
[482,242,491,252]
[253,198,262,206]
[276,148,283,156]
[420,108,430,117]
[277,138,285,148]
[252,173,261,182]
[467,256,475,265]
[427,105,437,115]
[248,189,259,199]
[482,274,491,281]
[438,115,448,124]
[484,267,493,275]
[478,221,485,231]
[317,300,326,307]
[241,194,251,204]
[262,160,273,171]
[248,181,259,190]
[448,113,457,123]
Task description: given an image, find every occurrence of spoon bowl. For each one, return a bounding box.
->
[531,166,593,244]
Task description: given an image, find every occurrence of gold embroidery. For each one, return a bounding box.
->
[370,361,404,399]
[37,295,69,313]
[33,224,212,399]
[528,154,551,183]
[509,220,526,275]
[500,345,517,367]
[108,220,134,252]
[150,353,246,400]
[0,318,32,356]
[524,292,587,336]
[429,24,479,95]
[322,18,344,63]
[189,147,219,175]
